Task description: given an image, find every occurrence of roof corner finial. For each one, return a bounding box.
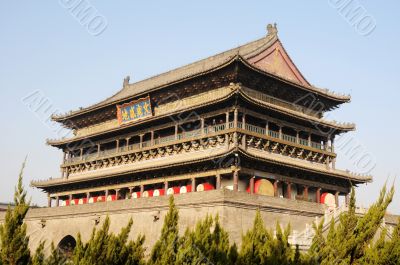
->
[123,75,130,88]
[266,23,278,37]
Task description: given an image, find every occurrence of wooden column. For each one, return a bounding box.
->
[233,109,238,128]
[140,185,144,194]
[80,148,83,159]
[316,188,321,203]
[273,180,279,197]
[335,191,340,207]
[116,139,120,152]
[249,177,255,194]
[225,111,229,129]
[326,156,330,169]
[86,192,90,201]
[201,118,205,134]
[139,134,143,148]
[265,121,269,135]
[126,137,130,148]
[296,131,300,144]
[191,178,196,192]
[286,182,292,199]
[216,174,221,189]
[97,144,101,157]
[331,137,335,153]
[279,125,282,139]
[69,194,73,202]
[233,170,239,192]
[164,180,169,194]
[175,124,179,139]
[242,113,247,148]
[105,189,109,198]
[151,131,154,146]
[47,194,51,208]
[56,196,60,207]
[303,186,309,201]
[115,189,120,200]
[129,187,133,198]
[345,193,350,206]
[308,133,312,147]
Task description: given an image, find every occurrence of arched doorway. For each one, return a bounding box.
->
[57,235,76,257]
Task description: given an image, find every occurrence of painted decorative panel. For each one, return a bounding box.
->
[117,96,152,125]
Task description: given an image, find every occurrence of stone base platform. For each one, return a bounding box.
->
[1,190,326,254]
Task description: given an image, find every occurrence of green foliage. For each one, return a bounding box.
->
[0,159,31,265]
[149,196,180,265]
[362,218,400,265]
[176,215,232,264]
[1,168,399,265]
[72,216,145,265]
[307,185,395,265]
[46,242,68,265]
[32,241,45,265]
[238,210,298,265]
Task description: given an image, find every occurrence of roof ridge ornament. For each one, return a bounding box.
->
[267,23,278,37]
[123,75,130,88]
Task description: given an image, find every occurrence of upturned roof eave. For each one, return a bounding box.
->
[52,34,350,123]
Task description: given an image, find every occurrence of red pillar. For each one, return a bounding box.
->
[286,182,292,199]
[250,177,255,194]
[273,180,279,197]
[303,186,309,201]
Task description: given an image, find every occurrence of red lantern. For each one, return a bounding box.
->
[180,185,192,194]
[78,198,87,205]
[196,183,214,192]
[320,193,336,208]
[167,187,180,195]
[107,195,117,202]
[70,199,79,206]
[142,190,153,198]
[131,192,140,199]
[96,196,105,202]
[246,179,274,196]
[153,189,165,197]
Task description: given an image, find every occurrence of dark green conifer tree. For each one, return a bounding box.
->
[0,159,31,265]
[46,242,67,265]
[72,216,144,265]
[32,241,45,265]
[176,215,232,264]
[309,185,394,265]
[148,196,180,265]
[238,210,271,265]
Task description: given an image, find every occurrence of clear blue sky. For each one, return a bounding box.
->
[0,1,399,213]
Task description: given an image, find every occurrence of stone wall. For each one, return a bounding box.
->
[0,190,328,255]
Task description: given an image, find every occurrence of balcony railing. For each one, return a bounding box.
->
[66,122,328,164]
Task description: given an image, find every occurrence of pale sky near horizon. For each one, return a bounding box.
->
[0,1,399,214]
